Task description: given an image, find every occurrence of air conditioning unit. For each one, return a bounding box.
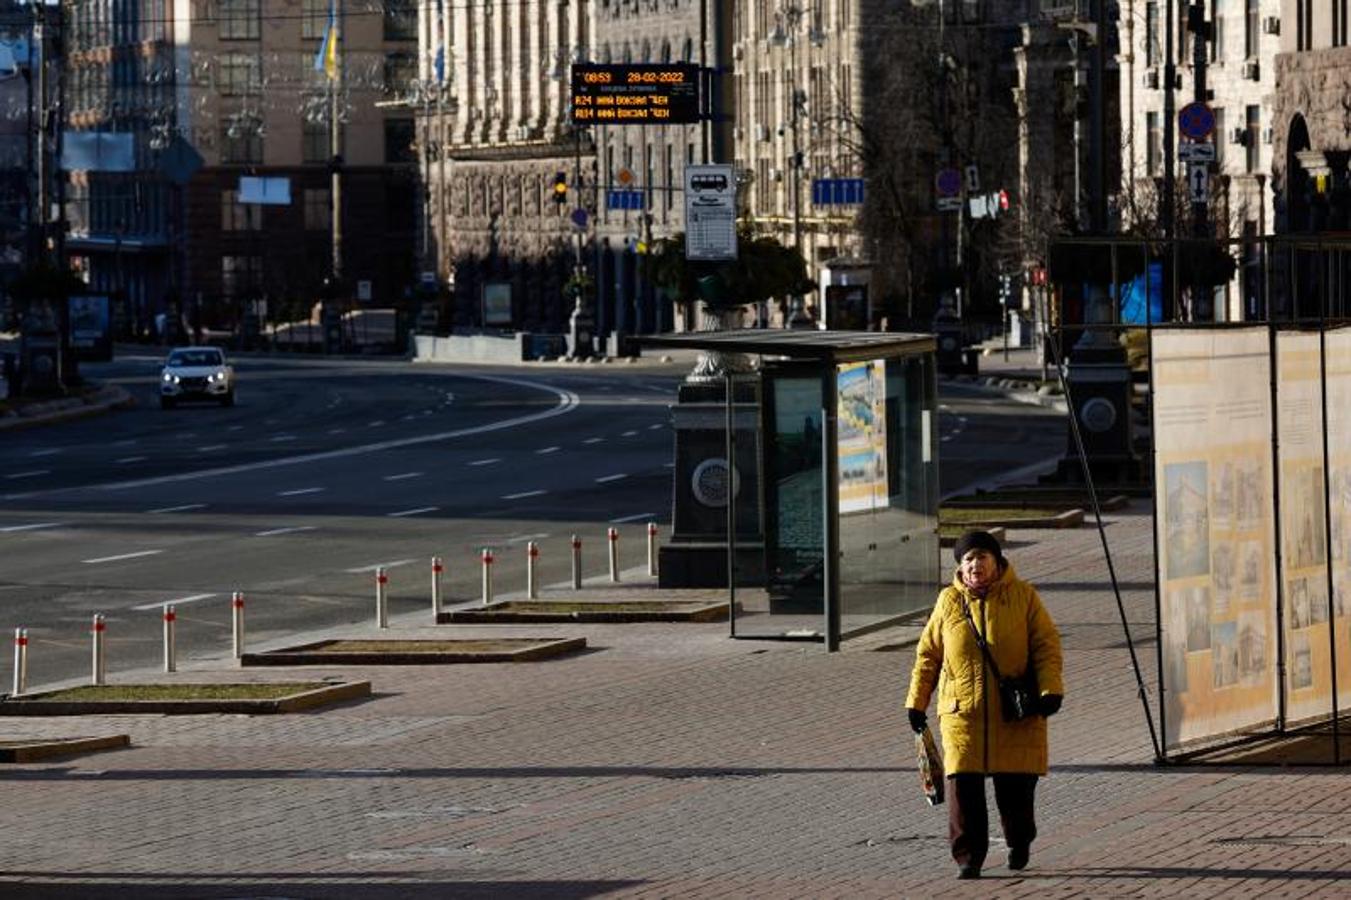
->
[1263,126,1274,145]
[1262,16,1280,35]
[1142,69,1159,89]
[1230,127,1247,145]
[1242,60,1260,80]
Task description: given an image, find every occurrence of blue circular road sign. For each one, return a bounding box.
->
[935,168,962,197]
[570,207,588,230]
[1178,102,1216,141]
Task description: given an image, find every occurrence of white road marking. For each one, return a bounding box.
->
[647,423,664,430]
[116,456,147,464]
[609,512,656,524]
[148,503,207,514]
[255,526,318,537]
[328,428,347,435]
[198,444,227,452]
[270,434,298,442]
[72,376,580,495]
[345,559,416,574]
[113,439,139,447]
[227,425,244,432]
[502,490,546,500]
[28,449,62,458]
[83,549,163,565]
[583,437,604,445]
[368,420,385,428]
[941,435,954,443]
[278,487,325,497]
[622,430,639,437]
[382,472,423,481]
[388,506,438,517]
[595,474,628,484]
[535,446,560,455]
[506,532,550,545]
[130,593,217,612]
[469,458,500,467]
[663,462,675,468]
[0,522,64,533]
[5,470,49,480]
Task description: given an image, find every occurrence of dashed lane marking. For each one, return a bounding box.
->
[502,490,547,500]
[536,446,560,455]
[383,472,423,481]
[28,449,62,458]
[0,522,64,533]
[198,444,227,452]
[345,559,416,574]
[583,437,605,445]
[5,470,49,480]
[278,487,325,497]
[469,458,500,467]
[116,457,147,464]
[255,526,318,537]
[148,503,207,514]
[130,593,217,612]
[83,549,164,565]
[388,506,439,517]
[609,512,655,524]
[595,474,628,484]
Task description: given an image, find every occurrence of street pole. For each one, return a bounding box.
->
[782,3,811,328]
[1162,0,1176,247]
[1188,1,1211,321]
[33,2,45,264]
[329,1,343,290]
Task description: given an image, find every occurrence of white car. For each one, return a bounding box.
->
[160,346,235,408]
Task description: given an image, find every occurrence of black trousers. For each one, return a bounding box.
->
[947,773,1039,868]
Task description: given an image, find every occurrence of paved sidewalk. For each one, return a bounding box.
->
[2,509,1348,898]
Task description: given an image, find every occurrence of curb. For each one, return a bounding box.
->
[942,374,1067,412]
[0,734,131,763]
[0,384,135,432]
[438,600,728,624]
[0,680,371,715]
[241,638,586,666]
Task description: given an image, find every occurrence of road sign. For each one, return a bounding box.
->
[1187,162,1209,203]
[617,167,634,186]
[935,168,962,198]
[684,164,737,261]
[569,207,588,230]
[1178,102,1216,141]
[606,189,644,211]
[1178,141,1216,162]
[964,164,981,194]
[936,196,962,212]
[811,177,865,206]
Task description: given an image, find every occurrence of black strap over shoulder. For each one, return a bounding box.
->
[960,598,1006,682]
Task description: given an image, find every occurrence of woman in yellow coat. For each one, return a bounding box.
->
[906,530,1064,879]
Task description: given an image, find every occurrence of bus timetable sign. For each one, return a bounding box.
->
[570,64,700,125]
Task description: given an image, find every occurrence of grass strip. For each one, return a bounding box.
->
[21,683,327,703]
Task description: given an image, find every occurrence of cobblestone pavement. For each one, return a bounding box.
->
[3,509,1350,898]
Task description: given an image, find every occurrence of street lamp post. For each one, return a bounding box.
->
[774,3,812,328]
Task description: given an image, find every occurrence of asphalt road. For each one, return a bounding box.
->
[0,352,1064,687]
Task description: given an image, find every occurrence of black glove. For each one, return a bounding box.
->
[907,708,928,734]
[1039,694,1063,717]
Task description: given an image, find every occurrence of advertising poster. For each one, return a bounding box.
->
[1325,328,1351,715]
[1153,328,1278,750]
[482,282,512,326]
[1276,332,1334,723]
[68,294,112,362]
[837,361,888,514]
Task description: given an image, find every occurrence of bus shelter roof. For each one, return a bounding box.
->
[637,329,935,365]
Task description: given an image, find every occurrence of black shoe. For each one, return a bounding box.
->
[1008,845,1030,871]
[957,864,982,879]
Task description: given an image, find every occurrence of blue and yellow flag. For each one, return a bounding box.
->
[313,1,338,81]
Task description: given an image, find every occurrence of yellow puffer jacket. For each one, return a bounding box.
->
[905,562,1064,776]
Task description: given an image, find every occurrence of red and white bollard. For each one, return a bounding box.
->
[571,534,582,590]
[163,605,177,673]
[231,591,245,659]
[431,556,444,618]
[375,566,389,629]
[91,613,107,686]
[526,541,540,599]
[481,548,495,605]
[12,627,28,695]
[607,527,620,583]
[647,522,659,577]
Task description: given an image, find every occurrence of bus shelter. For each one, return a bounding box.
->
[640,329,939,650]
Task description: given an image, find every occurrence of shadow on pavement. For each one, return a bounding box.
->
[0,878,643,898]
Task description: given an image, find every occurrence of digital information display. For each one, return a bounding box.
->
[571,64,701,125]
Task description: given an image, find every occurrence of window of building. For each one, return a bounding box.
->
[221,255,262,300]
[1245,0,1260,56]
[1337,0,1350,47]
[1245,106,1260,173]
[302,0,330,40]
[383,52,416,97]
[1146,111,1161,176]
[221,189,262,231]
[218,52,261,96]
[1213,107,1225,168]
[383,0,417,41]
[383,118,416,164]
[1211,1,1223,60]
[219,0,261,41]
[220,118,263,165]
[303,118,343,163]
[303,188,331,231]
[1295,0,1312,51]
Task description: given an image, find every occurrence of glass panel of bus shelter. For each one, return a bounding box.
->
[740,368,826,639]
[838,354,941,636]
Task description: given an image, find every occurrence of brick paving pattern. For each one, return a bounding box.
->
[2,509,1350,897]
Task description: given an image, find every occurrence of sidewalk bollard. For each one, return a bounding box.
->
[91,613,106,686]
[571,534,582,590]
[375,566,389,629]
[481,548,494,605]
[431,556,444,618]
[231,592,245,659]
[607,527,620,583]
[527,541,540,599]
[12,627,28,695]
[163,605,177,673]
[647,522,659,577]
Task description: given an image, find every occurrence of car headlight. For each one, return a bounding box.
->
[208,371,223,383]
[162,372,177,384]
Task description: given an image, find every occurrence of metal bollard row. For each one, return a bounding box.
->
[232,591,246,659]
[12,627,28,695]
[375,567,389,629]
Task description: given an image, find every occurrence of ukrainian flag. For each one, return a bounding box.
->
[314,1,338,81]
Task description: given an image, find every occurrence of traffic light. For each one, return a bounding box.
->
[552,171,567,205]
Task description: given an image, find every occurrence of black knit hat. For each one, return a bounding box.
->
[953,529,1004,564]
